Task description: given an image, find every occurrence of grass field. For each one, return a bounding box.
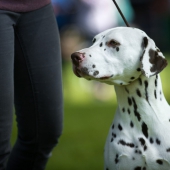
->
[11,56,170,170]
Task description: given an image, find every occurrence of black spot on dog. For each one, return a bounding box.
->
[132,97,141,121]
[89,54,92,57]
[156,159,163,165]
[134,167,142,170]
[116,47,119,52]
[150,137,154,144]
[155,78,157,87]
[144,80,150,104]
[100,42,103,47]
[115,154,119,164]
[138,138,147,151]
[128,108,131,114]
[156,74,158,79]
[131,77,135,80]
[135,149,138,153]
[127,143,135,148]
[142,122,148,138]
[118,140,135,148]
[143,37,148,48]
[93,71,99,76]
[156,138,161,145]
[130,121,134,128]
[143,167,146,170]
[128,97,132,106]
[139,138,145,146]
[104,49,106,51]
[125,87,129,93]
[92,64,96,68]
[138,78,142,86]
[112,133,117,138]
[122,108,125,112]
[137,68,141,72]
[144,80,148,88]
[81,67,89,75]
[119,140,126,146]
[92,38,96,44]
[134,110,141,122]
[133,100,138,109]
[112,124,114,129]
[144,145,147,151]
[166,148,170,152]
[106,168,109,170]
[136,89,142,97]
[135,150,142,154]
[154,89,157,99]
[115,159,119,164]
[118,124,123,131]
[111,138,113,142]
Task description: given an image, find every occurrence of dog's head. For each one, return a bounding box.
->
[71,27,167,85]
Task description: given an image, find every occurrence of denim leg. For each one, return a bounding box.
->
[0,10,20,170]
[6,4,63,170]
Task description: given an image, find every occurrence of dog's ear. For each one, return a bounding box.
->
[140,36,168,77]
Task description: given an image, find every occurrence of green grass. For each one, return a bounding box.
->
[11,56,170,170]
[46,103,115,170]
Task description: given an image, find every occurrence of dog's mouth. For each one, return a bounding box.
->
[72,66,82,77]
[72,66,113,80]
[99,75,113,80]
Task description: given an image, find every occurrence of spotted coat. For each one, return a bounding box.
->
[71,27,169,170]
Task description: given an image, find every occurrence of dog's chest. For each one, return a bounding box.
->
[104,76,170,170]
[104,117,170,170]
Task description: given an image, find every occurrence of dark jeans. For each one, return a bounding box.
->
[0,3,63,170]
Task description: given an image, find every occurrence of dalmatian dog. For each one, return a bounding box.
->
[71,27,170,170]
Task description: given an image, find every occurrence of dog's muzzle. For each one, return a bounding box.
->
[71,52,85,66]
[71,52,85,77]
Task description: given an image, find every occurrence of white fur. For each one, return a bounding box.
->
[71,27,169,170]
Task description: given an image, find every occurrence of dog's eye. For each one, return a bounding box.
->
[109,40,117,46]
[92,38,96,44]
[107,39,120,48]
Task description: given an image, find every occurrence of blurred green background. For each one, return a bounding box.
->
[11,56,170,170]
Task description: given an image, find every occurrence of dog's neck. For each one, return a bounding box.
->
[114,74,169,120]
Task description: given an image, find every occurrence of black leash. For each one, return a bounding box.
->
[112,0,130,27]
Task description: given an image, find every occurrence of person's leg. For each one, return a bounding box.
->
[6,4,63,170]
[0,11,20,170]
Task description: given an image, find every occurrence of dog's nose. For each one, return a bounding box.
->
[71,52,85,66]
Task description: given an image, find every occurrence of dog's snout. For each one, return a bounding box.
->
[71,52,85,66]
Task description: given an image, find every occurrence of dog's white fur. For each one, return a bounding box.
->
[71,27,170,170]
